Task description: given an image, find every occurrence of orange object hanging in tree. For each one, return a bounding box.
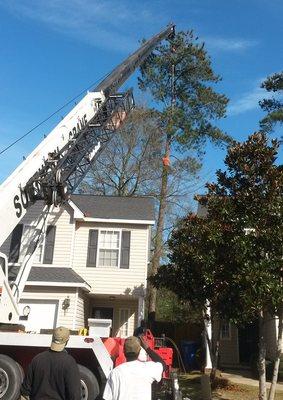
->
[162,155,170,166]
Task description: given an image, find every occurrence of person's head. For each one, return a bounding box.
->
[50,326,70,352]
[124,336,141,361]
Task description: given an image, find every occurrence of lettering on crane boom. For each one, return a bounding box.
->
[68,114,87,140]
[13,114,88,218]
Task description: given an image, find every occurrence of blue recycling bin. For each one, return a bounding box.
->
[180,340,199,371]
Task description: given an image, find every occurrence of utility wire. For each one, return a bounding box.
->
[0,71,112,156]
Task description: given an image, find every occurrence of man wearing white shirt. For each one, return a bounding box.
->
[103,335,166,400]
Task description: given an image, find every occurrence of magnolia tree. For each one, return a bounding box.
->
[152,133,283,400]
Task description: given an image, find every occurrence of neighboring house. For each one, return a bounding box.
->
[0,194,155,337]
[197,203,280,367]
[213,316,279,367]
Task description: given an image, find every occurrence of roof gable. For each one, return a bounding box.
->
[69,194,155,224]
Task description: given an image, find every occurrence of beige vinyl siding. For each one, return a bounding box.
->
[73,289,89,330]
[90,297,138,337]
[72,222,149,295]
[23,286,77,329]
[0,201,74,267]
[47,206,74,267]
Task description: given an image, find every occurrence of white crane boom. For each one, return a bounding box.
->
[0,24,175,324]
[0,92,105,247]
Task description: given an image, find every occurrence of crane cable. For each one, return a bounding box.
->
[0,70,113,156]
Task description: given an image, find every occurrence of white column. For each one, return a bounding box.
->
[204,306,212,370]
[137,296,145,325]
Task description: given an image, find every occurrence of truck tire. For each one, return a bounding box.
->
[16,362,24,383]
[0,355,22,400]
[78,364,100,400]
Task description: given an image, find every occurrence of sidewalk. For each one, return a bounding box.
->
[221,369,283,392]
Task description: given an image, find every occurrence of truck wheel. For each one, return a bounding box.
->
[0,355,22,400]
[78,364,100,400]
[16,362,24,383]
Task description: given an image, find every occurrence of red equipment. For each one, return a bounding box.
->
[103,330,173,379]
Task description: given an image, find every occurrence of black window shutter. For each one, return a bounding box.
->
[9,224,23,263]
[87,229,98,267]
[43,225,56,264]
[120,231,131,269]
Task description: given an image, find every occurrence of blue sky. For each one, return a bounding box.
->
[0,0,282,195]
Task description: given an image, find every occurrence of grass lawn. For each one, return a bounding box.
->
[179,373,283,400]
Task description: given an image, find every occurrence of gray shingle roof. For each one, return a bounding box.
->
[70,194,155,222]
[28,267,86,284]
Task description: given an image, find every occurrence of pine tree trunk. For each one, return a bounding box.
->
[268,307,283,400]
[147,136,170,322]
[259,311,267,400]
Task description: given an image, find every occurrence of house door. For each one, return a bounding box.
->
[238,322,259,363]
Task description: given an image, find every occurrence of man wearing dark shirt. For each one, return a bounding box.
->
[21,326,81,400]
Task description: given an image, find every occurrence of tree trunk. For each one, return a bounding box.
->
[201,313,214,400]
[210,327,220,382]
[203,318,212,366]
[203,325,212,364]
[147,135,170,323]
[268,307,283,400]
[210,320,220,383]
[201,308,220,382]
[258,311,267,400]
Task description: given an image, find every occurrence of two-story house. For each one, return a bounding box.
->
[0,194,155,337]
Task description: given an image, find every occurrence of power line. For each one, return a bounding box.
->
[0,71,112,156]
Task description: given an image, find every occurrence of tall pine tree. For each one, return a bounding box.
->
[260,72,283,134]
[139,29,230,321]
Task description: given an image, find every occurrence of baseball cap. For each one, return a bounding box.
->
[124,336,141,356]
[50,326,70,352]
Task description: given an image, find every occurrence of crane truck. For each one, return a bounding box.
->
[0,25,183,400]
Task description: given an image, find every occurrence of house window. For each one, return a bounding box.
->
[19,225,44,264]
[9,224,56,265]
[119,308,130,337]
[220,321,231,340]
[99,230,120,267]
[87,229,131,268]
